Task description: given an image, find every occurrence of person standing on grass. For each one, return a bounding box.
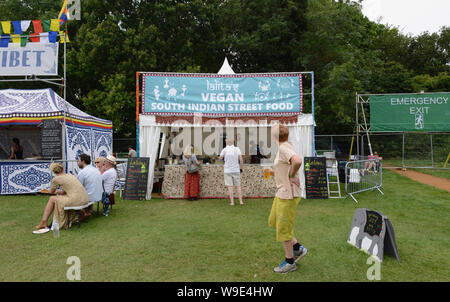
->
[218,138,244,206]
[268,123,308,273]
[183,145,201,201]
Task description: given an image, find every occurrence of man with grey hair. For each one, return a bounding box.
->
[102,155,117,216]
[218,138,244,206]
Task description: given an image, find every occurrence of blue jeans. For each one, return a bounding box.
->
[102,192,110,215]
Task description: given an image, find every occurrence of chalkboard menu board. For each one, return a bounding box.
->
[41,119,62,159]
[123,157,150,200]
[364,210,383,236]
[347,208,400,262]
[304,157,328,199]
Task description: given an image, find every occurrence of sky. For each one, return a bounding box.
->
[357,0,449,36]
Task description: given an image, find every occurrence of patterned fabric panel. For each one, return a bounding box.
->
[65,125,92,176]
[0,162,52,194]
[92,129,112,160]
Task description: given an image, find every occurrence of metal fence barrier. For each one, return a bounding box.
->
[345,159,384,203]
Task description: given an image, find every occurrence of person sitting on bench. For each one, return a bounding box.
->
[77,153,103,221]
[101,155,117,216]
[364,152,382,173]
[35,163,89,230]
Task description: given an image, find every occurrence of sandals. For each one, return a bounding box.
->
[32,227,50,234]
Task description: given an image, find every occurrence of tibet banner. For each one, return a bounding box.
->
[370,93,450,132]
[142,73,302,116]
[0,43,59,76]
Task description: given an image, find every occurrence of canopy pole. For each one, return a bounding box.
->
[62,31,67,162]
[136,72,140,157]
[311,71,315,156]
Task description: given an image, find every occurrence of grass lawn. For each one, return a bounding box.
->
[0,169,448,282]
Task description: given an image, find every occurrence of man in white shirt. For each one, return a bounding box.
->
[219,138,244,206]
[102,155,118,216]
[77,154,103,220]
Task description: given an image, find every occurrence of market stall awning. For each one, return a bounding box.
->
[0,88,112,129]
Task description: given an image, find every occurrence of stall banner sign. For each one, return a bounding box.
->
[0,42,58,76]
[142,73,302,116]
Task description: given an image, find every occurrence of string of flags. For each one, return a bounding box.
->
[0,20,69,47]
[0,1,71,47]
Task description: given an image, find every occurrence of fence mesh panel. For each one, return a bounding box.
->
[317,133,450,169]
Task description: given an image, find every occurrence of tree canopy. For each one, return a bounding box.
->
[0,0,448,136]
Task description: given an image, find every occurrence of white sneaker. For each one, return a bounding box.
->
[274,260,297,273]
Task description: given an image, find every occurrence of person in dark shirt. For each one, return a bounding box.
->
[9,138,23,160]
[250,141,269,164]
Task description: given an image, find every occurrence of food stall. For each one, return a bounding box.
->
[0,88,112,195]
[136,60,315,200]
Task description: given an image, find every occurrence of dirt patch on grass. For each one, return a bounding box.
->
[384,166,450,192]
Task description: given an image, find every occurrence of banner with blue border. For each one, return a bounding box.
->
[142,73,302,116]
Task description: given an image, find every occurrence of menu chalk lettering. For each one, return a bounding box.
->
[41,119,62,159]
[304,157,328,199]
[123,157,150,200]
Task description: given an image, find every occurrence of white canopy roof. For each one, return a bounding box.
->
[217,57,235,74]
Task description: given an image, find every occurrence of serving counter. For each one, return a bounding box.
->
[161,164,277,199]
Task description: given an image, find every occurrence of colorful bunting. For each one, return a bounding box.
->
[59,31,70,43]
[32,20,43,34]
[1,21,11,34]
[12,21,22,34]
[49,31,58,43]
[21,36,28,47]
[0,14,70,46]
[30,33,40,43]
[21,20,31,33]
[42,20,51,32]
[0,35,10,47]
[39,32,49,43]
[11,34,21,44]
[50,19,60,32]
